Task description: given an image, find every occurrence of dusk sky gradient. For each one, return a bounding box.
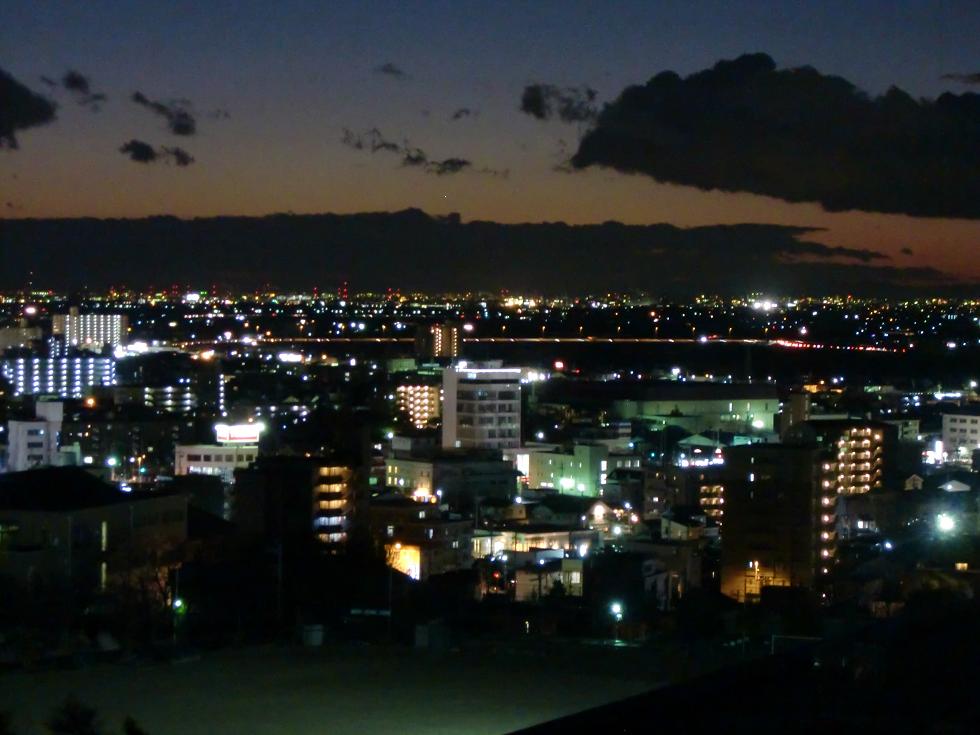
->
[2,0,979,280]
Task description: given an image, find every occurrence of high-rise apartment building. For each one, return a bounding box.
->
[721,420,896,601]
[52,307,128,349]
[442,365,521,450]
[234,457,355,554]
[720,444,823,601]
[415,323,460,359]
[395,383,442,429]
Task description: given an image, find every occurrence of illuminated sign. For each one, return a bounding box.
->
[214,422,264,444]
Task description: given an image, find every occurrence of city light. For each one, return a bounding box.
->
[936,513,956,533]
[609,601,624,622]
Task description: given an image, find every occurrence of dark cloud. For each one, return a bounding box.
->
[428,157,471,175]
[132,91,196,135]
[451,107,476,121]
[374,62,408,80]
[163,146,195,167]
[119,139,159,163]
[61,70,107,110]
[40,76,57,88]
[1,212,965,297]
[119,139,195,167]
[341,127,496,176]
[941,72,980,85]
[0,68,58,149]
[571,53,980,219]
[520,83,597,123]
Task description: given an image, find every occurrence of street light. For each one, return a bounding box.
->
[937,513,956,534]
[609,601,623,622]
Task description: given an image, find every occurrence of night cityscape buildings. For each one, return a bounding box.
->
[2,2,980,732]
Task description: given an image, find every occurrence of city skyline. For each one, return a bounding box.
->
[2,1,980,285]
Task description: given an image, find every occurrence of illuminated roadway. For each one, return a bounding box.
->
[175,336,899,352]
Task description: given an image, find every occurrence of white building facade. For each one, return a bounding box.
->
[442,365,521,450]
[52,308,128,349]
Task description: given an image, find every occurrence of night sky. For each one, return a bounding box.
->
[2,0,979,285]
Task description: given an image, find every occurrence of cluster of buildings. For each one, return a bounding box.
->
[1,303,978,648]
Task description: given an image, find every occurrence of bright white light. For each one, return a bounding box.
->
[937,513,956,533]
[609,602,622,615]
[462,323,475,332]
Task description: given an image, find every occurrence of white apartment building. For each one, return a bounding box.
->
[442,365,521,450]
[52,307,128,349]
[942,410,980,464]
[0,356,117,398]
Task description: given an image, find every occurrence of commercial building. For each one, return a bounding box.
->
[175,422,263,482]
[0,356,117,398]
[942,408,980,465]
[175,445,258,482]
[51,307,128,350]
[442,364,521,450]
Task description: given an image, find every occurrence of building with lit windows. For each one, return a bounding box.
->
[523,443,642,496]
[942,408,980,465]
[175,423,263,482]
[719,444,825,602]
[442,364,521,450]
[384,449,516,509]
[175,445,258,483]
[395,383,442,429]
[0,322,42,351]
[233,457,355,554]
[0,356,117,398]
[368,494,473,580]
[51,307,128,350]
[698,481,725,524]
[415,322,460,359]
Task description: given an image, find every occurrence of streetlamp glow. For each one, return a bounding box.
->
[609,601,624,622]
[936,513,956,533]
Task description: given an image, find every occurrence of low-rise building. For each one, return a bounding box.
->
[384,449,517,509]
[942,408,980,465]
[514,558,584,601]
[0,467,187,592]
